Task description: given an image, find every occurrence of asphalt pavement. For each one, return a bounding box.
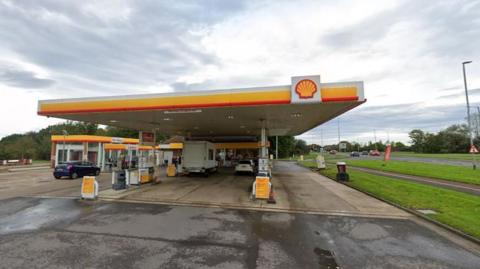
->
[1,197,480,269]
[0,163,479,268]
[0,168,112,200]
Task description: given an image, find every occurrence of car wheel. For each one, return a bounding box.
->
[54,175,61,179]
[95,170,100,176]
[70,172,79,179]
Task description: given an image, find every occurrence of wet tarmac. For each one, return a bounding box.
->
[0,197,479,269]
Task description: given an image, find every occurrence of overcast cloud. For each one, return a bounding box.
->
[1,0,479,144]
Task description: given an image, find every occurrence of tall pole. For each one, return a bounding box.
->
[320,128,324,147]
[62,130,68,162]
[275,135,278,159]
[462,61,476,170]
[374,129,377,150]
[337,119,341,152]
[477,106,480,137]
[260,120,267,158]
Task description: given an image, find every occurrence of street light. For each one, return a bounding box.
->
[462,61,476,169]
[477,106,480,137]
[468,105,480,137]
[62,130,68,162]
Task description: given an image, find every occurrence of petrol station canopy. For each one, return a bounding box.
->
[38,75,365,137]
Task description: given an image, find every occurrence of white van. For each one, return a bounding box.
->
[182,141,217,176]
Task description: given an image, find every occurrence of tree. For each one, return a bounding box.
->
[103,126,138,138]
[409,129,426,153]
[392,141,409,151]
[423,133,443,153]
[438,124,469,153]
[293,139,309,155]
[3,135,36,159]
[268,136,295,158]
[350,142,362,152]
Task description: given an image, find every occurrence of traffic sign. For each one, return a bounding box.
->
[470,145,479,154]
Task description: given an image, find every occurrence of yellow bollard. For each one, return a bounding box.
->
[167,164,176,177]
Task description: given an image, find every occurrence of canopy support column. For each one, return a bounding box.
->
[261,121,267,158]
[275,136,278,159]
[82,142,89,162]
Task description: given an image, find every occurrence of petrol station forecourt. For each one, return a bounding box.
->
[38,75,364,189]
[21,75,480,268]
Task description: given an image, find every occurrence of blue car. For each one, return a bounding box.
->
[53,161,100,179]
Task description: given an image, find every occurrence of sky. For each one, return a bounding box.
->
[1,0,480,145]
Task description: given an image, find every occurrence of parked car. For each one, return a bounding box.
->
[350,151,360,157]
[235,160,254,175]
[369,150,381,156]
[361,151,369,156]
[54,161,100,179]
[329,150,337,155]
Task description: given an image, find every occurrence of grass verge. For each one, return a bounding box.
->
[392,152,477,161]
[298,160,480,240]
[33,160,50,164]
[344,159,480,186]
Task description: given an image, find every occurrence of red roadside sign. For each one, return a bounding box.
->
[470,145,479,154]
[384,144,392,161]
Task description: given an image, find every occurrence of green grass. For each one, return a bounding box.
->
[299,160,318,168]
[297,161,480,239]
[33,160,50,164]
[392,152,477,161]
[344,159,480,185]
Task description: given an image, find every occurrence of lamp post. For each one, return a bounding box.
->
[275,135,278,159]
[477,106,480,137]
[62,130,68,162]
[462,61,476,169]
[469,105,480,137]
[337,119,341,152]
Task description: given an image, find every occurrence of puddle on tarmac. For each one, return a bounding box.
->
[0,199,81,234]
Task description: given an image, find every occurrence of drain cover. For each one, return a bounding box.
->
[314,247,339,268]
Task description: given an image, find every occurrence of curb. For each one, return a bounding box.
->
[308,166,480,246]
[97,196,408,220]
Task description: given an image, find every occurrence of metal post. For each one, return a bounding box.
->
[261,124,267,158]
[337,119,340,151]
[476,106,480,137]
[463,61,476,170]
[275,136,278,159]
[62,130,68,162]
[320,128,324,147]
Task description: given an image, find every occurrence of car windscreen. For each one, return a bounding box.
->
[239,161,251,164]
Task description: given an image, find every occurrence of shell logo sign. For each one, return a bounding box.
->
[295,79,317,99]
[291,75,321,104]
